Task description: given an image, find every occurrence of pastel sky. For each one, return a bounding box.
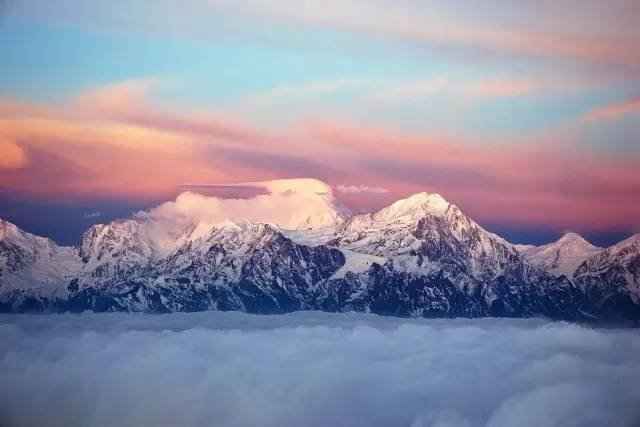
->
[1,0,639,245]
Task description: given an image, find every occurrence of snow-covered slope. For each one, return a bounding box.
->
[78,178,350,269]
[0,219,81,296]
[333,192,520,282]
[575,234,640,306]
[77,178,350,282]
[518,232,602,278]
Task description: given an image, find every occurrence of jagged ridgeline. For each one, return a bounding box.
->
[1,179,639,321]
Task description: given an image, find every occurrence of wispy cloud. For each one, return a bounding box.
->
[466,79,541,99]
[240,79,373,108]
[336,184,390,194]
[582,97,640,122]
[237,76,550,114]
[83,211,102,219]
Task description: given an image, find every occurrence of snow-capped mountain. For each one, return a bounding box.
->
[332,192,519,280]
[1,179,638,322]
[517,232,602,278]
[573,234,640,319]
[79,178,349,266]
[0,219,80,298]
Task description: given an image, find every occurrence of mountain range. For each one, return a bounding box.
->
[1,178,638,322]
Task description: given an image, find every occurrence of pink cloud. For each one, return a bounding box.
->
[73,79,267,145]
[302,121,640,231]
[1,80,638,233]
[582,97,640,122]
[336,184,390,194]
[467,80,540,99]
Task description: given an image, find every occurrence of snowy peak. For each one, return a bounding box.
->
[373,192,451,222]
[556,232,597,248]
[2,187,640,321]
[519,232,602,278]
[332,190,522,284]
[574,233,640,303]
[585,233,640,270]
[0,218,55,252]
[0,218,80,294]
[609,233,640,253]
[0,219,32,243]
[0,218,17,238]
[78,178,352,268]
[79,219,154,266]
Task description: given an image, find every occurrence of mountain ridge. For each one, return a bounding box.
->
[517,232,603,278]
[1,179,638,322]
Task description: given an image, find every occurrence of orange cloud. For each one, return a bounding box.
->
[73,79,156,116]
[0,138,27,170]
[73,79,268,145]
[0,84,333,199]
[0,93,265,199]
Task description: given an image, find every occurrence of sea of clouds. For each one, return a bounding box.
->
[1,312,639,427]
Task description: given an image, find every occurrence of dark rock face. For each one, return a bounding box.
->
[319,266,485,318]
[0,241,34,276]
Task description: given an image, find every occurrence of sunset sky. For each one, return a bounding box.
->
[1,0,639,245]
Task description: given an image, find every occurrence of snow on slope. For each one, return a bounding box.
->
[0,219,81,295]
[334,192,454,255]
[518,232,602,278]
[514,243,536,252]
[575,233,640,300]
[373,192,451,222]
[3,179,640,319]
[332,191,520,282]
[331,250,386,279]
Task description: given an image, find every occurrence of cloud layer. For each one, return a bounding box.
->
[1,312,639,427]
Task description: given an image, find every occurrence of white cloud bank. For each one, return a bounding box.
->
[1,312,639,427]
